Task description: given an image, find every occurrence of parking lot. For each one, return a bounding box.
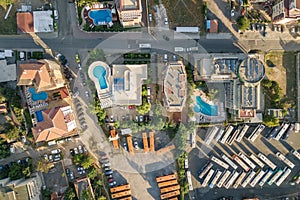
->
[43,161,68,193]
[189,125,300,199]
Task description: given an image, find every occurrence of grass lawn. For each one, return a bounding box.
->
[264,51,297,99]
[0,5,17,35]
[161,0,204,30]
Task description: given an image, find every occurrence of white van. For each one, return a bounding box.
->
[147,87,151,96]
[164,54,168,62]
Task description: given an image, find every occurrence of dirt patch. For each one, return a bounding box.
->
[161,0,204,29]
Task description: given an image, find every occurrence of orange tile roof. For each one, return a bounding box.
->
[17,12,34,33]
[32,106,76,143]
[60,87,69,99]
[18,61,53,91]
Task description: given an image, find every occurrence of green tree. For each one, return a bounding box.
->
[136,99,151,115]
[5,126,20,140]
[22,166,31,178]
[36,159,52,173]
[263,115,279,127]
[0,137,10,159]
[98,196,106,200]
[64,186,77,200]
[88,167,98,180]
[42,188,51,200]
[237,16,250,31]
[81,189,93,200]
[73,154,84,166]
[82,155,94,169]
[8,163,23,180]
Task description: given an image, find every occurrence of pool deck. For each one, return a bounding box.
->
[192,89,226,123]
[88,61,112,108]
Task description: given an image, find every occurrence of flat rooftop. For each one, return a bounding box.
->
[163,61,187,112]
[112,64,147,105]
[121,0,139,10]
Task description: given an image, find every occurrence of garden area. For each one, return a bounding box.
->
[0,158,33,180]
[176,153,189,200]
[0,0,17,34]
[264,51,297,111]
[123,53,151,65]
[0,84,26,141]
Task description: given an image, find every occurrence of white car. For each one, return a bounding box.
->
[51,149,61,154]
[149,14,152,22]
[85,91,90,98]
[78,145,83,154]
[231,9,235,17]
[134,140,139,150]
[164,17,168,25]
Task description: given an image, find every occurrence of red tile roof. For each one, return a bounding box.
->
[17,12,34,33]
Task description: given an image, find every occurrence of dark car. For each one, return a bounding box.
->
[105,170,113,176]
[70,149,75,156]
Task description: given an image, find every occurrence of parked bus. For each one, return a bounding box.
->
[236,125,250,142]
[258,153,277,170]
[250,170,266,187]
[199,162,213,179]
[186,171,193,191]
[139,43,151,49]
[232,155,250,172]
[160,190,180,200]
[158,180,178,188]
[241,170,256,188]
[222,154,238,170]
[282,124,294,140]
[227,128,240,145]
[217,170,231,188]
[224,171,240,189]
[275,167,291,186]
[156,174,176,183]
[204,127,219,145]
[274,123,290,140]
[214,128,225,142]
[233,172,247,188]
[248,124,265,142]
[174,47,184,52]
[292,149,300,160]
[238,152,256,169]
[220,126,234,144]
[276,152,295,169]
[160,185,180,194]
[202,169,215,187]
[211,156,229,169]
[267,168,283,185]
[111,190,131,199]
[110,184,130,193]
[250,154,265,168]
[209,170,222,188]
[259,169,273,187]
[266,126,281,139]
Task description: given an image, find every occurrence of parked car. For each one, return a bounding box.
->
[75,53,81,63]
[78,145,83,154]
[133,139,139,150]
[43,154,48,160]
[49,154,53,162]
[108,178,114,183]
[164,17,168,25]
[104,167,111,171]
[103,162,111,168]
[70,149,75,156]
[73,90,79,98]
[74,147,79,155]
[85,91,90,98]
[105,170,113,176]
[123,143,128,151]
[51,149,61,155]
[149,14,152,22]
[139,115,144,122]
[108,181,117,187]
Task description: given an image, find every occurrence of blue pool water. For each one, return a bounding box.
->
[35,111,44,122]
[88,9,112,25]
[194,96,218,116]
[93,66,108,90]
[29,88,48,101]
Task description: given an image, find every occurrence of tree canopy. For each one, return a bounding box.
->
[136,98,151,115]
[237,16,250,31]
[263,115,279,127]
[64,186,77,200]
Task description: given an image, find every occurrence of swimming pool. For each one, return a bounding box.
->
[93,66,108,90]
[35,111,44,122]
[29,88,48,101]
[194,96,218,116]
[88,9,112,26]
